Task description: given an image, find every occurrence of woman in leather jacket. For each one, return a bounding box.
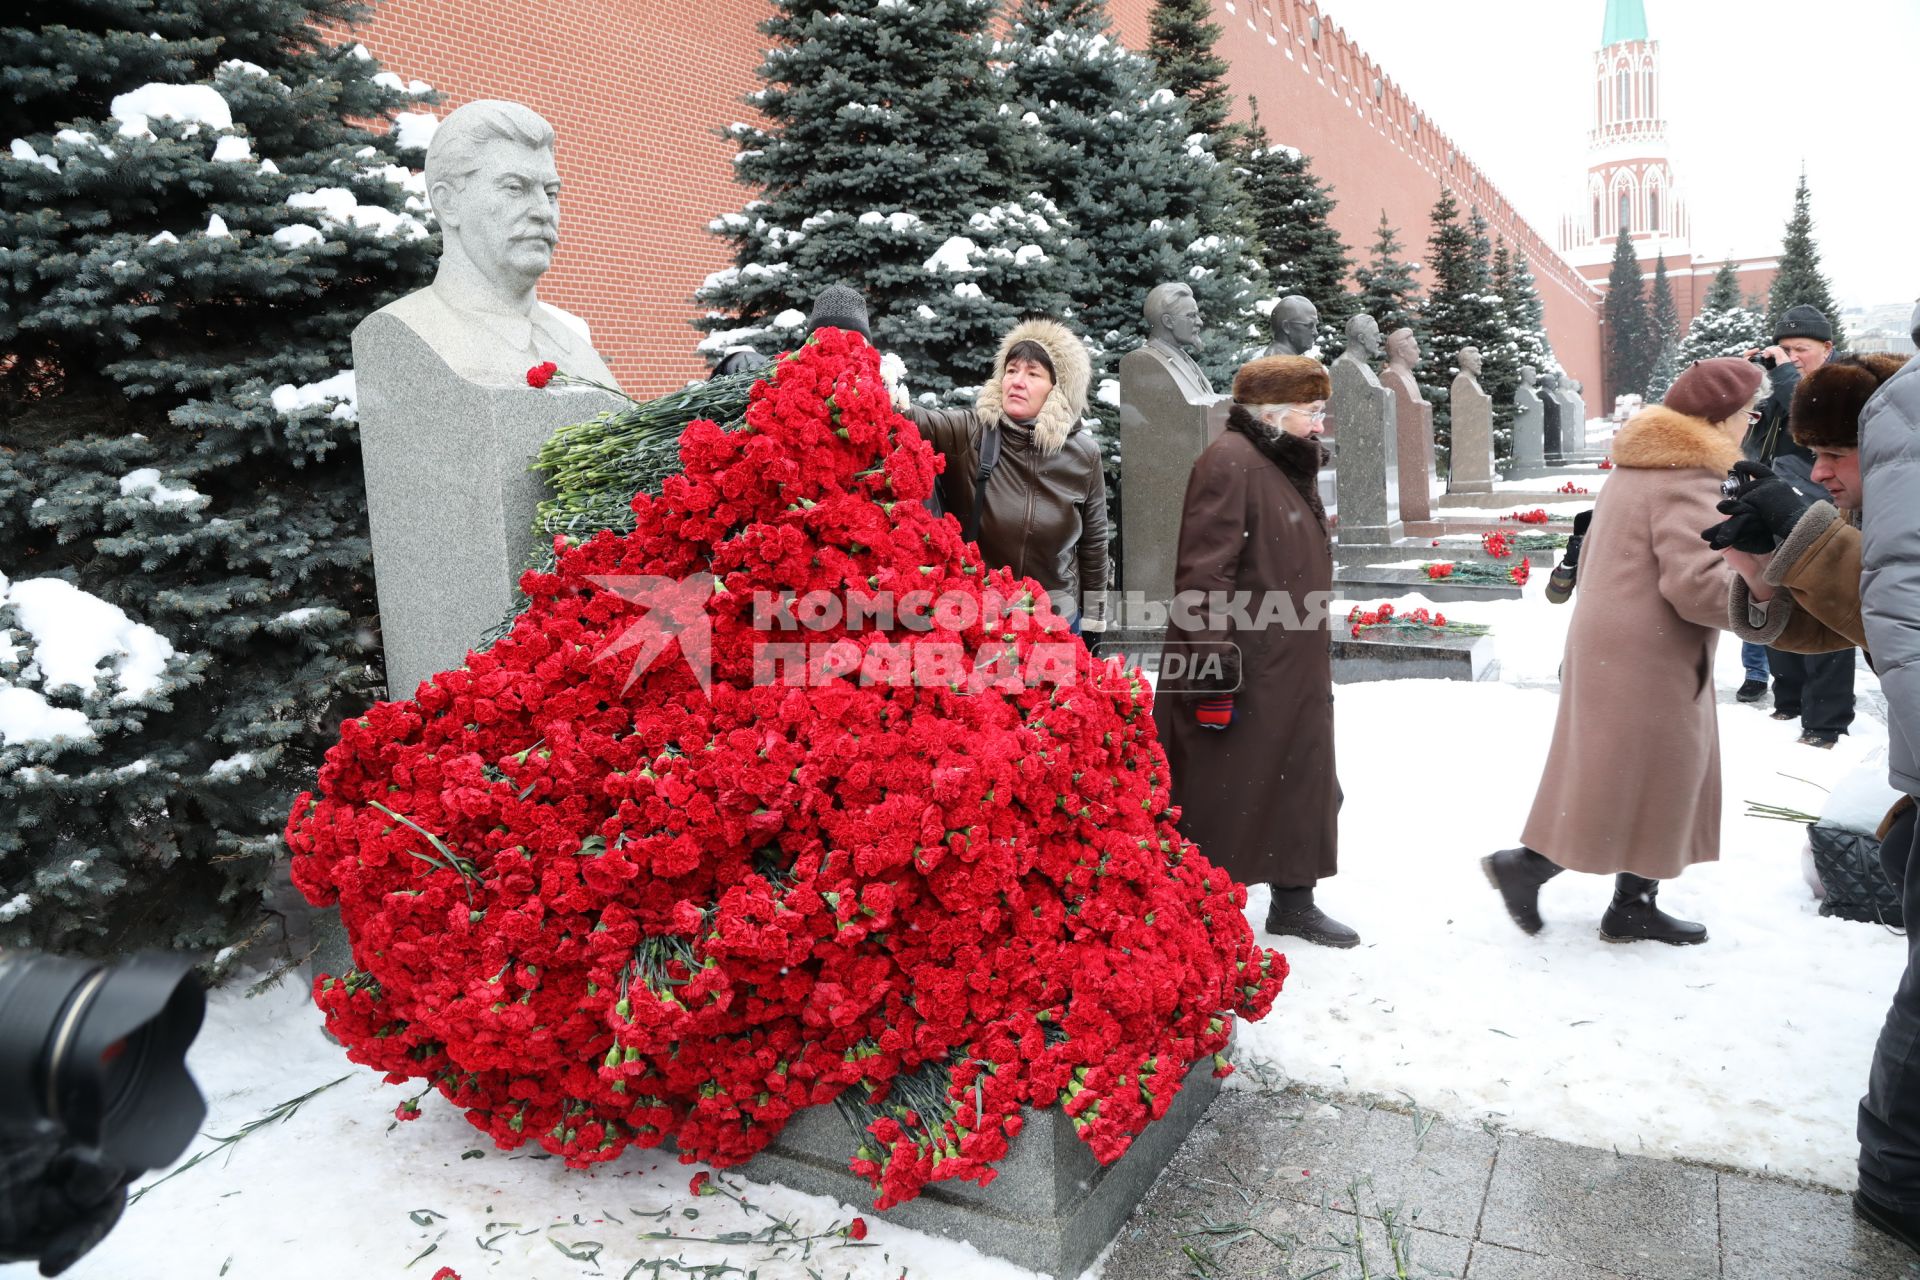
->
[902,318,1110,634]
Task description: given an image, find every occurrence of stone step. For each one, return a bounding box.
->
[1334,567,1523,603]
[1333,629,1497,682]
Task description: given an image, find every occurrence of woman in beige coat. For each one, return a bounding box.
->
[1484,358,1784,944]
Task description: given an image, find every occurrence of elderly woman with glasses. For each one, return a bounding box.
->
[1153,354,1358,948]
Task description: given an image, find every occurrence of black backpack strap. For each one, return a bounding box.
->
[963,424,1003,544]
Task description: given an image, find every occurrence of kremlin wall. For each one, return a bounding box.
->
[351,1,1612,399]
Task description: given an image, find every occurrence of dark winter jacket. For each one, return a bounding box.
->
[906,319,1110,626]
[1743,358,1809,468]
[1862,358,1920,795]
[1152,406,1338,889]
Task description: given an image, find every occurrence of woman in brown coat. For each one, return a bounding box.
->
[1153,355,1354,947]
[1485,357,1783,945]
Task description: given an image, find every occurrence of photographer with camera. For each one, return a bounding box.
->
[1734,305,1856,746]
[0,951,206,1276]
[1707,334,1920,1255]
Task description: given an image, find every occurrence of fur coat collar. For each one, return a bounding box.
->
[1611,405,1744,473]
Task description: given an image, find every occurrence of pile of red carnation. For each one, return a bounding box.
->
[287,330,1285,1209]
[1499,508,1552,524]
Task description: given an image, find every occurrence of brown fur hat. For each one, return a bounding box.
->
[1791,353,1911,450]
[1231,355,1330,405]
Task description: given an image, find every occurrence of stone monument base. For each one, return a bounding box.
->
[1333,565,1523,604]
[1334,631,1496,683]
[742,1057,1225,1278]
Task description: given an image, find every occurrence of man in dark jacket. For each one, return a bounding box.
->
[1743,305,1854,746]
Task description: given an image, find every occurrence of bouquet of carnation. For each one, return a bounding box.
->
[287,331,1284,1209]
[1555,480,1590,495]
[1345,601,1491,639]
[1499,508,1552,524]
[1422,557,1531,587]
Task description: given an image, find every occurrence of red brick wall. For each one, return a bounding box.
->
[353,0,1602,398]
[350,0,774,395]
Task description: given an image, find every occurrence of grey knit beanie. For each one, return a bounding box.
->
[806,284,871,338]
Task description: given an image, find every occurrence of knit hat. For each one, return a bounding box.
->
[1663,357,1764,423]
[1790,353,1911,449]
[1774,304,1833,344]
[806,284,871,338]
[1231,355,1330,405]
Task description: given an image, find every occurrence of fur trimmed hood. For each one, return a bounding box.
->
[1610,404,1744,473]
[974,318,1092,456]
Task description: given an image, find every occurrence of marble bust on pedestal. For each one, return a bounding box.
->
[1447,345,1496,494]
[1118,282,1230,602]
[1381,326,1435,522]
[352,98,625,704]
[1326,313,1402,544]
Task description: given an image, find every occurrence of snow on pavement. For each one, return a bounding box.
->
[13,572,1906,1280]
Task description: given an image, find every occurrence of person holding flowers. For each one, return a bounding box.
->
[1485,358,1781,945]
[1154,355,1357,948]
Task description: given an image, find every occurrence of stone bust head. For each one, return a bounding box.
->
[1457,346,1483,379]
[1518,364,1537,386]
[1269,295,1319,355]
[1343,312,1383,363]
[426,101,562,304]
[1144,282,1203,352]
[1385,326,1420,371]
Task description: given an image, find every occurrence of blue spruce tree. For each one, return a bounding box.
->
[0,2,439,950]
[698,0,1078,401]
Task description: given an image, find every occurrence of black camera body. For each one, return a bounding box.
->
[0,951,206,1277]
[1750,351,1778,372]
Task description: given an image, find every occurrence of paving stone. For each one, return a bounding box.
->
[1478,1133,1718,1280]
[1465,1243,1635,1279]
[1250,1090,1497,1239]
[1717,1175,1920,1280]
[1107,1194,1470,1280]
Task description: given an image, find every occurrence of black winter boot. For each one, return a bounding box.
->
[1481,847,1563,935]
[1265,886,1360,949]
[1599,873,1707,945]
[1855,1190,1920,1256]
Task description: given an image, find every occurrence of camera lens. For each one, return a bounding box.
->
[0,950,207,1173]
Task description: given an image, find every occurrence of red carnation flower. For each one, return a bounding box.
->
[527,360,559,389]
[288,331,1284,1210]
[848,1216,868,1240]
[431,1269,461,1280]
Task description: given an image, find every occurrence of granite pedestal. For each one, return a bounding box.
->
[1116,347,1228,601]
[743,1055,1223,1277]
[354,315,624,701]
[1512,384,1545,476]
[1328,354,1402,545]
[1447,371,1496,496]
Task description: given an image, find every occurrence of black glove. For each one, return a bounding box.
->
[1701,463,1810,553]
[0,1121,131,1277]
[1561,509,1593,569]
[1545,509,1592,605]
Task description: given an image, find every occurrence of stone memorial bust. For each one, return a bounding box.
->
[1139,282,1215,400]
[1456,345,1484,389]
[368,99,617,389]
[1385,326,1421,382]
[1338,312,1385,374]
[1264,295,1319,358]
[1516,364,1538,394]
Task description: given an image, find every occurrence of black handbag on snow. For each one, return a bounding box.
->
[1808,822,1905,928]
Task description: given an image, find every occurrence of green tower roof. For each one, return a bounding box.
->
[1602,0,1648,46]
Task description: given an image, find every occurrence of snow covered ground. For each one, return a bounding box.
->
[12,567,1906,1280]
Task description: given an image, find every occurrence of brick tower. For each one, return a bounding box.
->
[1559,0,1689,268]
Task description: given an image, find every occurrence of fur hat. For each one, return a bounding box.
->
[1231,355,1330,406]
[975,318,1091,455]
[1790,353,1911,450]
[1663,357,1764,424]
